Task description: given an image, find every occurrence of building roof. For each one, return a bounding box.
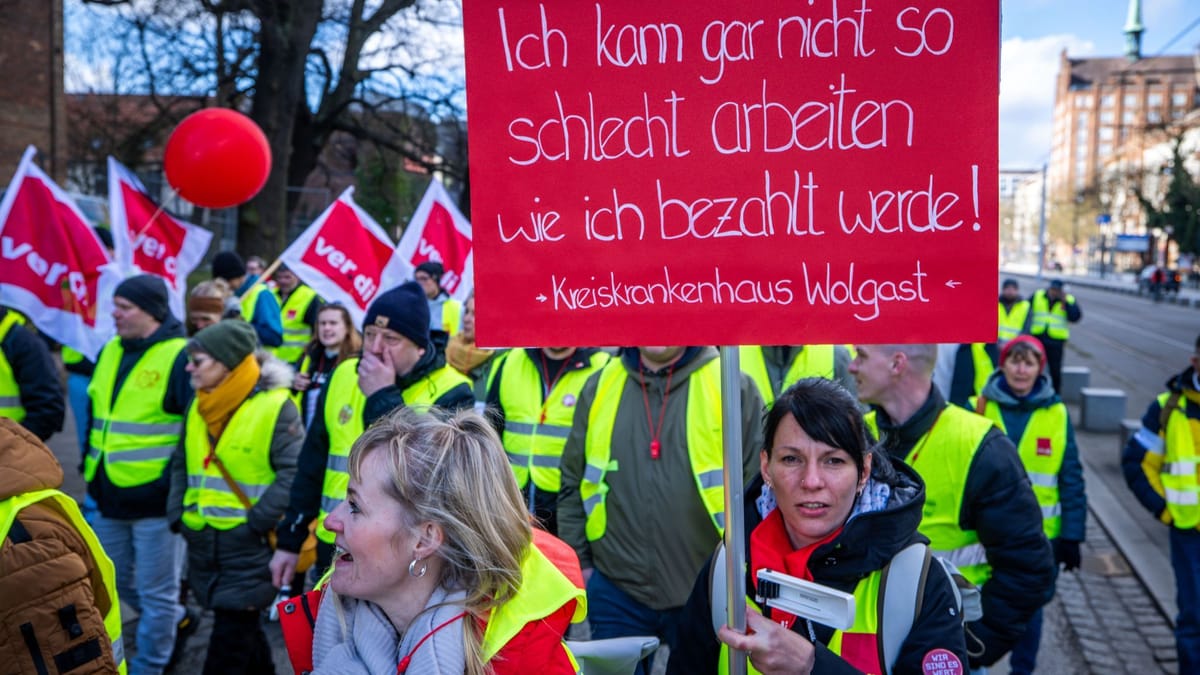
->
[1066,54,1198,90]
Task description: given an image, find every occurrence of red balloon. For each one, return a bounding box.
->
[163,108,272,209]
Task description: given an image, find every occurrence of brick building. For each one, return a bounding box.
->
[0,0,66,183]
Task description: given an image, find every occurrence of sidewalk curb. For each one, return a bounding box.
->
[1078,438,1178,627]
[1005,270,1200,309]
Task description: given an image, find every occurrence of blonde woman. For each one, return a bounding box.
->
[277,407,586,675]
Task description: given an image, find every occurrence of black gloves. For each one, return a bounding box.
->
[1055,538,1082,571]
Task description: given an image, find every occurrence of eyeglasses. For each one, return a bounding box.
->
[187,353,213,366]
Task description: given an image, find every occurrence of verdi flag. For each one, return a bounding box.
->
[108,157,213,321]
[0,146,121,359]
[278,187,408,325]
[393,180,473,300]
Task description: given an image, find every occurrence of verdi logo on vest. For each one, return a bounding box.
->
[1036,437,1052,457]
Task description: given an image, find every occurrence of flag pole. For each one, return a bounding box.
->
[720,345,748,675]
[130,185,178,241]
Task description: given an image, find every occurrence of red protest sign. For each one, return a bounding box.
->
[280,188,407,325]
[0,147,120,359]
[395,181,474,299]
[464,1,998,347]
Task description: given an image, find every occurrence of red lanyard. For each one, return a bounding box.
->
[638,364,675,460]
[538,351,571,424]
[396,611,468,674]
[907,406,947,465]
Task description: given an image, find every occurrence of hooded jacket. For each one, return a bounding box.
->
[978,371,1086,542]
[275,341,473,553]
[0,418,120,673]
[1123,365,1200,524]
[86,315,192,520]
[668,456,967,675]
[873,386,1055,667]
[166,351,302,611]
[558,347,765,610]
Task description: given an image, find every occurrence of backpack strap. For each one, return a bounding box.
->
[1160,391,1184,432]
[878,542,932,675]
[974,395,988,416]
[709,542,729,637]
[279,588,324,675]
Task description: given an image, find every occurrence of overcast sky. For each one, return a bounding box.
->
[1000,0,1199,168]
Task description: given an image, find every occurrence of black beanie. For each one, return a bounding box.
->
[212,251,247,281]
[415,261,444,281]
[114,274,171,323]
[364,281,429,347]
[189,320,258,369]
[1002,278,1019,289]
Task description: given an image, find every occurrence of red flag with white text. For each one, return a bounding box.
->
[278,187,407,326]
[394,181,473,300]
[108,157,213,321]
[0,146,121,359]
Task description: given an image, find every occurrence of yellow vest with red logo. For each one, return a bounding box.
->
[497,350,610,492]
[978,400,1067,539]
[273,285,318,363]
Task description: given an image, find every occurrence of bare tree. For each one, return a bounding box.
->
[73,0,466,255]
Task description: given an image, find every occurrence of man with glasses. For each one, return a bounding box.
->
[85,274,194,675]
[269,281,473,583]
[1123,334,1200,673]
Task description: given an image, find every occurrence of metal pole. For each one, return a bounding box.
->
[1037,162,1048,281]
[719,346,747,675]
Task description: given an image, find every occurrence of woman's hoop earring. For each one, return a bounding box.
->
[408,557,427,578]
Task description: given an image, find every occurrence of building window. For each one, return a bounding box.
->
[1172,108,1184,119]
[1173,92,1188,106]
[1124,94,1139,107]
[1122,110,1136,124]
[1075,94,1093,107]
[1148,93,1163,107]
[1101,94,1115,107]
[1098,142,1112,156]
[1100,111,1115,124]
[1075,144,1088,160]
[1099,127,1114,140]
[1148,111,1162,124]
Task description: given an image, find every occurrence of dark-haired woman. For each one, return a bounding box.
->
[292,304,361,428]
[669,377,968,674]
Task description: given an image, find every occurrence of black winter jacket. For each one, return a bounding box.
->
[873,387,1055,668]
[668,457,968,674]
[276,343,474,551]
[0,311,64,441]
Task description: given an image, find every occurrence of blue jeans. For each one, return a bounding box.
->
[67,373,101,523]
[587,569,681,675]
[92,514,185,675]
[1007,606,1042,675]
[1171,527,1200,673]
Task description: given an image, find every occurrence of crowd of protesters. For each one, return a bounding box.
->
[0,246,1120,675]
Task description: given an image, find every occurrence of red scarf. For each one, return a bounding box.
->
[749,509,843,629]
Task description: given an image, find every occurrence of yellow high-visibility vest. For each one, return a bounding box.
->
[580,358,725,540]
[0,488,126,673]
[978,400,1067,538]
[0,312,25,423]
[273,285,318,363]
[497,350,610,492]
[86,338,186,487]
[738,345,835,408]
[181,389,290,531]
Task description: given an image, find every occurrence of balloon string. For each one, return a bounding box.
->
[131,184,178,241]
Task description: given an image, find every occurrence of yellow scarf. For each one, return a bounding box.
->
[446,333,494,375]
[196,354,260,441]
